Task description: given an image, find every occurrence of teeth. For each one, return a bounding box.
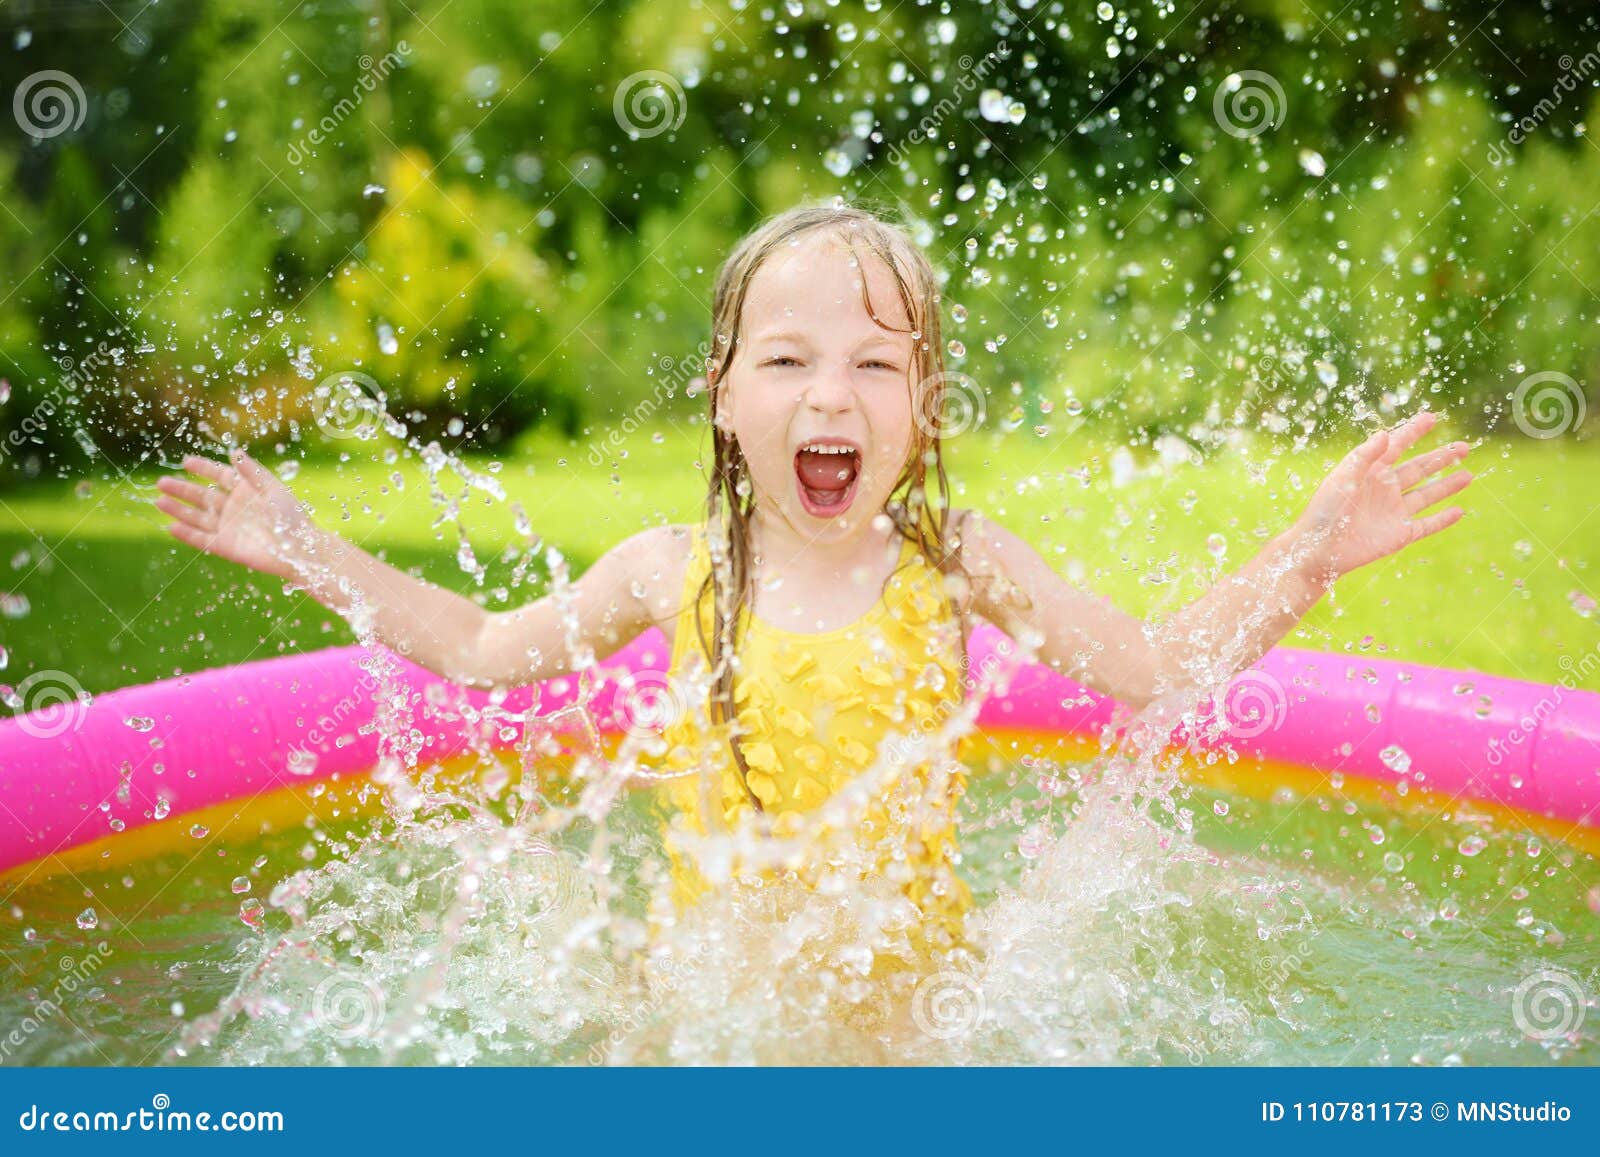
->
[803,444,855,455]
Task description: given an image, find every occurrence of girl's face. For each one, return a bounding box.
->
[715,231,920,545]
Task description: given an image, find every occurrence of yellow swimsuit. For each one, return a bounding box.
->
[651,525,974,958]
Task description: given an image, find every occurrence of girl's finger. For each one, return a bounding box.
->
[1349,428,1388,471]
[231,450,276,491]
[156,475,218,510]
[1394,440,1468,490]
[182,454,234,487]
[166,521,214,552]
[155,494,216,532]
[1402,469,1472,515]
[1407,505,1465,544]
[1378,411,1438,466]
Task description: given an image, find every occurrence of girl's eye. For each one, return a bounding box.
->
[861,360,901,372]
[762,356,801,368]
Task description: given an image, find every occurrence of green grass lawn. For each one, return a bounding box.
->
[1,421,1596,700]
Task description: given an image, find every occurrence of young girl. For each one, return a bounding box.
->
[155,202,1472,978]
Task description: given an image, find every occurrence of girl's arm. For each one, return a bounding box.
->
[957,412,1472,708]
[156,451,681,690]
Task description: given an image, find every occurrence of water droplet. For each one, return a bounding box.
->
[464,64,501,100]
[361,183,387,199]
[376,321,399,356]
[1298,149,1327,177]
[152,797,170,820]
[822,149,852,177]
[1096,1,1114,19]
[1379,744,1411,774]
[1383,852,1405,872]
[1205,534,1227,559]
[1368,826,1385,845]
[1457,833,1488,857]
[231,876,251,895]
[1314,359,1338,388]
[189,823,209,839]
[1213,799,1229,817]
[239,898,266,930]
[76,907,98,930]
[978,89,1010,123]
[0,378,9,404]
[123,715,155,733]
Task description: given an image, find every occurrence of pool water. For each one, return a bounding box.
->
[2,739,1596,1066]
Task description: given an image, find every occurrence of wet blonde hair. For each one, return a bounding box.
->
[697,200,967,813]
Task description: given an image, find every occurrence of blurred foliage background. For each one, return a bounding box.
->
[1,0,1597,479]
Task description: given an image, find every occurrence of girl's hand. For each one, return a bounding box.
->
[1294,411,1472,581]
[155,451,321,581]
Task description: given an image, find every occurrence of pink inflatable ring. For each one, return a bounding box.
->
[2,625,1597,875]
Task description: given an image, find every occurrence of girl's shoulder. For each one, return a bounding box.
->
[940,506,1066,631]
[937,506,1027,626]
[945,506,1009,575]
[604,522,699,645]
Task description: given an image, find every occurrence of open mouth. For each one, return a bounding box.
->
[793,440,861,518]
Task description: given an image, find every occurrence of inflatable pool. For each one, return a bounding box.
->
[3,624,1598,878]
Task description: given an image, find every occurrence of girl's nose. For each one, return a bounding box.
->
[803,366,855,412]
